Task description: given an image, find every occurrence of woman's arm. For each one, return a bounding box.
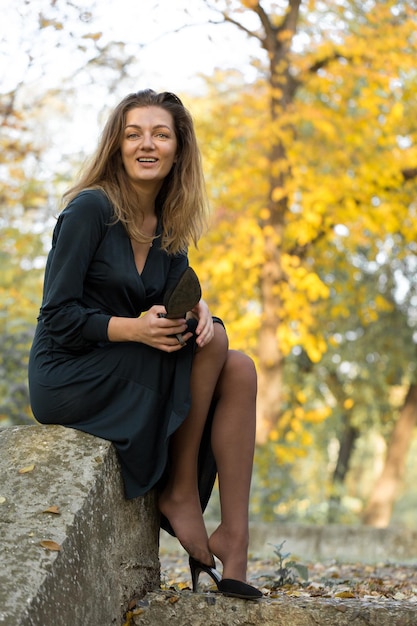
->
[39,190,113,350]
[107,305,192,352]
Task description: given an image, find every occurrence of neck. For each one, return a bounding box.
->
[132,181,163,217]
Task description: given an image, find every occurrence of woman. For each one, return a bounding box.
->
[28,89,261,599]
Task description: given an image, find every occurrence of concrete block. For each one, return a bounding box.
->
[0,425,160,626]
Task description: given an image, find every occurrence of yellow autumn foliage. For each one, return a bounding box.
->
[189,0,417,458]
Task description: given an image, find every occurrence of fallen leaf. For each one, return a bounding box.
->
[393,591,407,600]
[42,505,61,515]
[334,590,356,598]
[0,496,6,504]
[307,581,325,590]
[18,464,35,474]
[40,540,61,551]
[177,582,190,590]
[168,596,180,604]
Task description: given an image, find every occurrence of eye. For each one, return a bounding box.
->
[155,132,169,139]
[126,132,140,140]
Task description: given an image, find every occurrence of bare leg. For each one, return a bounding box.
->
[159,323,228,566]
[208,350,257,582]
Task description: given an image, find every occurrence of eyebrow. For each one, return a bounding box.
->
[124,124,173,131]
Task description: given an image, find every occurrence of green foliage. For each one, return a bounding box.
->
[0,223,45,426]
[0,328,36,426]
[266,541,309,588]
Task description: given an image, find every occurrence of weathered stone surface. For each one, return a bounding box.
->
[131,589,417,626]
[0,425,159,626]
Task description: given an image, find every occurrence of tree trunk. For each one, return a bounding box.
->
[328,420,359,522]
[256,252,285,442]
[362,383,417,527]
[254,0,301,441]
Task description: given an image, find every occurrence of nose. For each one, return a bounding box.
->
[140,132,155,150]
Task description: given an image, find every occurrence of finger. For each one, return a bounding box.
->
[154,306,168,318]
[157,340,185,353]
[174,331,193,346]
[196,329,213,348]
[162,317,187,330]
[196,318,213,340]
[175,333,186,346]
[160,331,193,349]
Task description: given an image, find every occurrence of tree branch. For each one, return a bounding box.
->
[211,14,263,43]
[282,0,302,35]
[402,167,417,182]
[206,1,301,51]
[307,53,345,74]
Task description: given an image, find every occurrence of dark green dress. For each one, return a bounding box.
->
[28,189,217,520]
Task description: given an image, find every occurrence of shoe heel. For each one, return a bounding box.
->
[189,556,201,592]
[189,556,221,593]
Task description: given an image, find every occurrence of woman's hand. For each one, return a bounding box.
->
[107,305,192,352]
[189,299,214,348]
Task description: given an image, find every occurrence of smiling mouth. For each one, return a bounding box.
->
[138,158,157,163]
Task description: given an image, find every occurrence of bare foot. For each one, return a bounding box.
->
[159,488,213,567]
[208,524,249,581]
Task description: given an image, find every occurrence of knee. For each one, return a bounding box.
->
[223,350,257,391]
[210,321,229,355]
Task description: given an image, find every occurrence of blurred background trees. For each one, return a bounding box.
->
[2,0,417,528]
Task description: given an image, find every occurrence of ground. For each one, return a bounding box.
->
[159,553,417,602]
[123,553,417,626]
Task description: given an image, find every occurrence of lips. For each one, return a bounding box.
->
[138,157,157,163]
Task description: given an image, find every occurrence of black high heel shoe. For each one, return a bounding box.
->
[189,556,263,600]
[160,266,201,345]
[164,267,201,318]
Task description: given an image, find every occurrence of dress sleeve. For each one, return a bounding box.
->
[39,190,112,350]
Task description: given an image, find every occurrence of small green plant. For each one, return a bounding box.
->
[268,540,309,587]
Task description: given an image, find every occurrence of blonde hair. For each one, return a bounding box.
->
[63,90,209,254]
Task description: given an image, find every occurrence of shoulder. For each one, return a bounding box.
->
[53,189,114,242]
[63,189,113,221]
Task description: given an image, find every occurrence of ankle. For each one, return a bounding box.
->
[208,524,249,574]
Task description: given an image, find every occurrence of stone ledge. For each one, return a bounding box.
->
[0,425,160,626]
[130,589,417,626]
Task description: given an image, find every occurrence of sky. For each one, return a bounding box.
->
[91,0,261,90]
[1,0,263,153]
[1,0,261,94]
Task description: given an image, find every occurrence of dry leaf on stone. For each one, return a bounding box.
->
[18,464,35,474]
[168,596,180,604]
[42,505,61,515]
[334,590,356,598]
[40,540,61,551]
[176,582,190,591]
[0,496,6,504]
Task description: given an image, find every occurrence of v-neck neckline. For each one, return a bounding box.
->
[128,222,161,278]
[130,239,153,277]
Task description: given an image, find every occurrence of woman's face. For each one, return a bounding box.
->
[121,106,178,191]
